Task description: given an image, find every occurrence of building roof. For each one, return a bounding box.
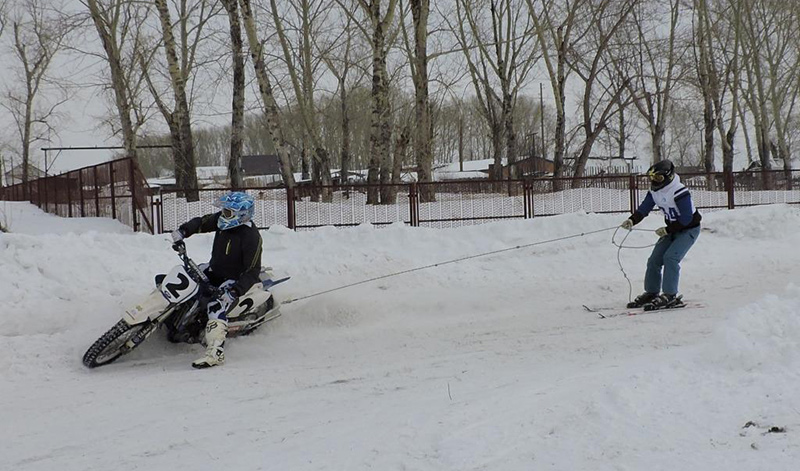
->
[241,154,282,176]
[4,162,45,177]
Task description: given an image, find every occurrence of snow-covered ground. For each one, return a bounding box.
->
[1,202,799,470]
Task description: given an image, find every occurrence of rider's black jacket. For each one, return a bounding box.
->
[179,212,262,296]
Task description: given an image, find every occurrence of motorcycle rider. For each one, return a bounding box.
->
[171,191,262,369]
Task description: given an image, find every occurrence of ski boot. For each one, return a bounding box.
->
[627,292,659,309]
[643,293,685,311]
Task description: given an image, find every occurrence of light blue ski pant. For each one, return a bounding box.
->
[644,226,700,295]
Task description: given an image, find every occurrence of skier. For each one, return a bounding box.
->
[619,160,702,309]
[171,191,262,368]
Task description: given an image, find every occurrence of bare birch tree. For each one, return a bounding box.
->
[566,0,635,181]
[450,0,540,183]
[740,0,776,177]
[2,0,72,193]
[84,0,152,163]
[405,0,433,201]
[269,0,334,200]
[141,0,221,200]
[526,0,589,183]
[238,0,296,189]
[693,0,744,175]
[693,0,742,175]
[316,8,368,195]
[220,0,245,187]
[761,2,800,177]
[354,0,399,204]
[619,0,689,165]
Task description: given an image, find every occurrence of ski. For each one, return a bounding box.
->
[584,301,705,319]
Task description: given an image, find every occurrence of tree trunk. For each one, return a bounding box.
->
[651,123,665,163]
[385,122,409,204]
[269,0,331,200]
[702,96,715,173]
[239,0,296,189]
[371,7,392,204]
[552,46,568,184]
[154,0,198,200]
[410,0,434,203]
[222,0,245,188]
[491,120,503,181]
[302,136,310,181]
[339,76,351,197]
[87,0,138,163]
[22,98,32,184]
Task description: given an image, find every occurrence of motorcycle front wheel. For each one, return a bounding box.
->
[82,320,156,368]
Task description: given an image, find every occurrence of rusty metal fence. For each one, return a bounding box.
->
[3,164,799,234]
[1,157,154,233]
[148,169,800,233]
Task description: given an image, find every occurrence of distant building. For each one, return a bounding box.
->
[240,154,283,186]
[3,162,45,186]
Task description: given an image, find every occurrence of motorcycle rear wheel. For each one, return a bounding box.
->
[83,320,155,368]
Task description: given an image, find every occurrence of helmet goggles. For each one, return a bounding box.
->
[647,170,665,183]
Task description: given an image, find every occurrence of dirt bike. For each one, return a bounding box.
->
[82,241,289,368]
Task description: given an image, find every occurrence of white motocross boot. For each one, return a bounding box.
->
[192,319,228,369]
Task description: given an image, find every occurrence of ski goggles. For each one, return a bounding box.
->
[221,208,237,219]
[647,170,665,183]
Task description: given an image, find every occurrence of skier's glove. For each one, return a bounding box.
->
[620,219,634,231]
[655,227,668,237]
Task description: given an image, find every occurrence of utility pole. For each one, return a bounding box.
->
[539,83,545,161]
[458,109,464,172]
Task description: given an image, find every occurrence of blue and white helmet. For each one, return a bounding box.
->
[215,191,255,230]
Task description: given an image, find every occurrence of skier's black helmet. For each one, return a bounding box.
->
[647,160,675,191]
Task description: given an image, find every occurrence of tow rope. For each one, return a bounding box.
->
[283,225,621,305]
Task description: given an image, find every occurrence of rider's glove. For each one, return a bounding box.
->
[171,229,185,252]
[171,229,184,243]
[208,287,238,319]
[655,227,668,237]
[220,286,238,304]
[620,218,634,231]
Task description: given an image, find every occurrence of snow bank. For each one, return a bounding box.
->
[707,285,800,372]
[0,201,131,235]
[701,204,800,240]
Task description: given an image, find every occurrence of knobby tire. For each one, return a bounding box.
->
[82,320,153,368]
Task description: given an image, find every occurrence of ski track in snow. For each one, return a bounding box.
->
[1,201,799,470]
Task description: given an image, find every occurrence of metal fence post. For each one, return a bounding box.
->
[110,162,116,220]
[129,158,138,231]
[628,174,637,213]
[67,174,73,218]
[409,183,419,226]
[79,170,85,217]
[286,187,296,230]
[93,165,100,216]
[43,176,49,213]
[524,180,534,218]
[159,189,165,234]
[725,171,735,209]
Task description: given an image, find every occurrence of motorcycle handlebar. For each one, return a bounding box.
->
[172,240,212,287]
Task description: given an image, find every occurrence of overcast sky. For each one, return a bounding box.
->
[1,0,766,178]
